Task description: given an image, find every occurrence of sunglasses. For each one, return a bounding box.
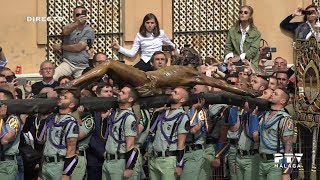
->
[5,75,16,83]
[239,10,249,15]
[75,13,83,17]
[227,80,237,85]
[310,10,317,14]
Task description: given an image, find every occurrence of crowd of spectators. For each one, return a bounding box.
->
[0,3,318,180]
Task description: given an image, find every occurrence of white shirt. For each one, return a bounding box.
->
[240,25,249,54]
[306,21,316,40]
[118,30,175,63]
[42,79,55,85]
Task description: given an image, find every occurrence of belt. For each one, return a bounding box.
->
[229,138,238,146]
[44,155,65,163]
[205,138,218,145]
[0,155,15,161]
[186,144,204,152]
[237,149,259,156]
[79,150,85,156]
[154,150,177,157]
[260,153,274,161]
[105,153,126,160]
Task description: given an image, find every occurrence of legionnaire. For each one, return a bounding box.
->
[181,85,209,180]
[231,88,273,180]
[148,87,190,180]
[37,90,80,180]
[0,89,23,180]
[228,81,271,180]
[133,107,150,180]
[101,85,140,180]
[71,107,95,180]
[205,86,230,179]
[258,88,294,180]
[225,83,250,180]
[224,75,268,180]
[21,87,57,180]
[70,87,96,180]
[203,103,228,179]
[226,107,241,180]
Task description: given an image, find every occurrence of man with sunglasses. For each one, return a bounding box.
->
[0,67,15,83]
[52,6,95,81]
[0,67,23,99]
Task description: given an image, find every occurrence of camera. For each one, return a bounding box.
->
[265,47,276,60]
[302,10,311,15]
[87,39,92,49]
[162,45,174,52]
[235,66,244,73]
[266,47,276,53]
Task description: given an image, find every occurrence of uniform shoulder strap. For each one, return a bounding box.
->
[168,112,185,142]
[276,114,285,153]
[1,115,23,153]
[116,111,134,153]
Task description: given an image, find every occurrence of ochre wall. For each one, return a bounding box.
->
[0,0,314,73]
[245,0,313,64]
[1,0,47,74]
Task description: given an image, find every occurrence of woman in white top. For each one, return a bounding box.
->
[110,13,176,71]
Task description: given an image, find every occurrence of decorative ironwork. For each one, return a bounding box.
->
[46,0,122,66]
[172,0,242,63]
[313,0,320,7]
[295,36,320,179]
[295,36,320,124]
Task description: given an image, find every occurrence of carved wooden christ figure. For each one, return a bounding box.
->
[59,59,261,97]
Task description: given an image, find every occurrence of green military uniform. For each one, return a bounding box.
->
[133,109,150,180]
[201,104,227,180]
[236,112,260,180]
[227,107,243,180]
[259,110,294,180]
[149,107,189,180]
[0,115,22,180]
[228,130,239,180]
[71,113,94,180]
[42,114,79,180]
[181,108,207,180]
[102,108,138,180]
